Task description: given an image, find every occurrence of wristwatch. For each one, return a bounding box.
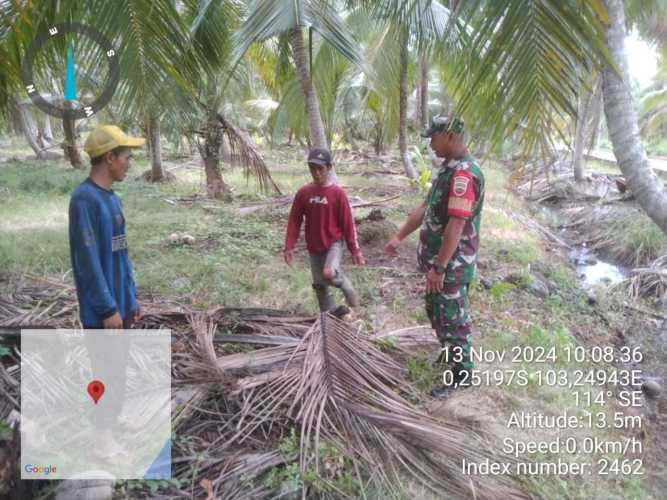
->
[433,262,447,274]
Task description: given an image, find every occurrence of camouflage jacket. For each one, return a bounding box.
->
[417,155,485,284]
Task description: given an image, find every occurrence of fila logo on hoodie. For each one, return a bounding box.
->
[309,196,329,205]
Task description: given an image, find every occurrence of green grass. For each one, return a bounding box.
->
[0,159,291,309]
[602,209,667,266]
[406,353,438,392]
[0,162,87,275]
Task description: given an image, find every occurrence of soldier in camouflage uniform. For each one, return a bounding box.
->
[385,116,484,398]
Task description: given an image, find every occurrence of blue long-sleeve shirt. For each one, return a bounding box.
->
[69,178,138,328]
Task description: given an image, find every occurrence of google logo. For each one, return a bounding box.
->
[24,464,57,475]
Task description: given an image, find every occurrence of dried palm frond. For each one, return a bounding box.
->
[201,450,285,500]
[617,254,667,302]
[370,325,439,353]
[2,276,529,498]
[228,314,528,499]
[184,314,236,390]
[0,363,19,420]
[215,111,282,195]
[209,307,314,338]
[0,274,79,328]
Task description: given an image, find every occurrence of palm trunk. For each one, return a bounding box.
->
[201,122,231,200]
[343,116,359,151]
[418,52,429,129]
[62,102,83,168]
[373,122,384,155]
[14,100,44,159]
[573,82,595,182]
[200,87,232,200]
[587,79,603,152]
[147,113,164,182]
[289,27,339,184]
[399,28,418,179]
[289,27,327,148]
[602,0,667,233]
[10,104,23,135]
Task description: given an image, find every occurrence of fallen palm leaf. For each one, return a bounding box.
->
[227,314,528,499]
[1,276,530,498]
[617,253,667,302]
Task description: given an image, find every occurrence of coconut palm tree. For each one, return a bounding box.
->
[232,0,365,148]
[573,74,601,182]
[232,0,366,185]
[263,12,399,155]
[356,0,453,178]
[602,0,667,233]
[0,0,280,193]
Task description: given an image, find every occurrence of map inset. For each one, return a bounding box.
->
[21,329,171,480]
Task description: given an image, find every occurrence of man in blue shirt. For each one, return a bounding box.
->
[69,125,145,329]
[69,125,146,458]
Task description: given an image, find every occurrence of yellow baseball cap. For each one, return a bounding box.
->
[84,125,146,158]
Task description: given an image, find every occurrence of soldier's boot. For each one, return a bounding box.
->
[329,271,360,308]
[313,283,336,312]
[431,374,469,399]
[431,338,473,399]
[428,345,453,369]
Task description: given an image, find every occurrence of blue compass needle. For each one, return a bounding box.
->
[64,40,76,101]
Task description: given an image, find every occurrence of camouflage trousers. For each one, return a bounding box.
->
[425,282,473,372]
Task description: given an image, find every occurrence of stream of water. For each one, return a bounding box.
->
[537,206,628,288]
[569,246,627,288]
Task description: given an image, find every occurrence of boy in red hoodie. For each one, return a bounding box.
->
[283,148,365,312]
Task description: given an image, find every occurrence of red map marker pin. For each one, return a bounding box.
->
[87,380,105,404]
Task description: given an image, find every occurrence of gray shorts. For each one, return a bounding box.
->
[309,240,344,286]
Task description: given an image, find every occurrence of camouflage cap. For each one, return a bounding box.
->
[421,115,465,137]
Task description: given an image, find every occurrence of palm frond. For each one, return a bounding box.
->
[232,0,365,75]
[185,0,238,72]
[268,79,308,143]
[626,0,667,49]
[83,0,194,115]
[0,0,34,117]
[216,110,283,194]
[445,0,610,164]
[228,314,528,499]
[353,0,458,54]
[186,314,237,387]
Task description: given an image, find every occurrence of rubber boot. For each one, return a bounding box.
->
[330,271,359,308]
[313,283,336,312]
